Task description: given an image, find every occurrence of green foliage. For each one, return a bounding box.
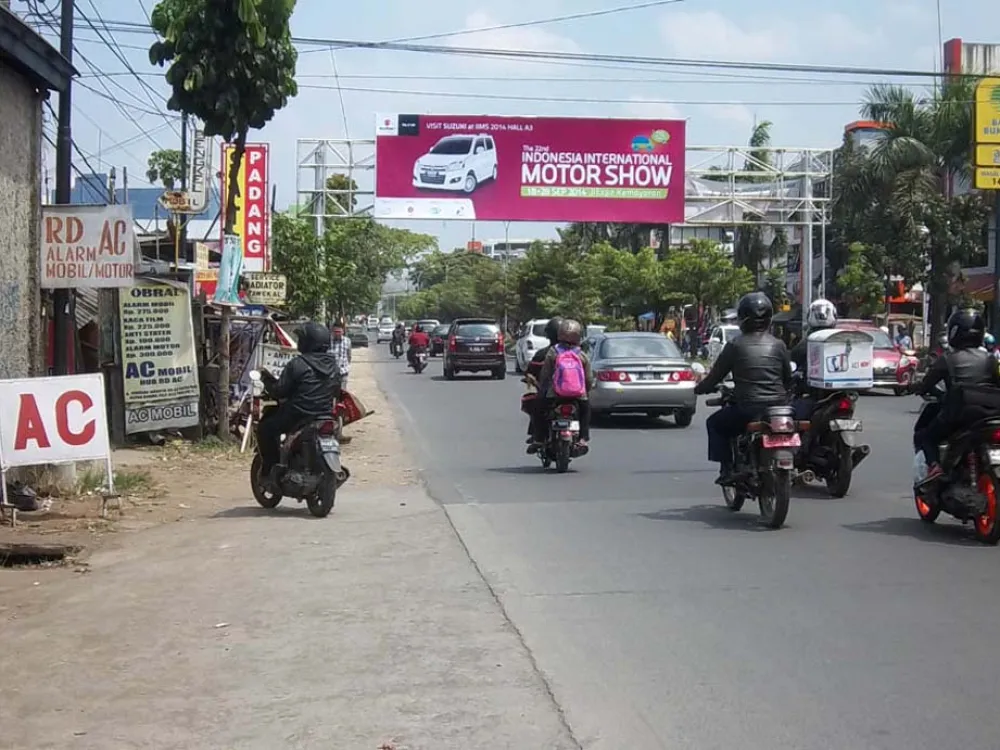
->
[836,243,886,318]
[146,149,183,189]
[661,239,755,310]
[149,0,298,231]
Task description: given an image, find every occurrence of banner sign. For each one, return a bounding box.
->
[213,233,243,305]
[260,343,297,377]
[374,114,686,223]
[221,143,270,271]
[119,281,200,434]
[0,374,111,467]
[40,204,136,288]
[244,272,286,306]
[187,129,210,213]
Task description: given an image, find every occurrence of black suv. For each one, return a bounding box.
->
[443,318,507,380]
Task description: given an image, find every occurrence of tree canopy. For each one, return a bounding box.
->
[146,149,183,189]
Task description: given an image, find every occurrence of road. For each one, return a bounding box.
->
[377,349,1000,750]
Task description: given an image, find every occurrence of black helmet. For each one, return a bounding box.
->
[736,292,773,333]
[946,308,986,349]
[544,316,564,344]
[296,321,331,353]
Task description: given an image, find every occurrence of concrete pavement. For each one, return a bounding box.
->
[377,349,1000,750]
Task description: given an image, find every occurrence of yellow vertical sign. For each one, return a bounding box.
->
[973,78,1000,190]
[222,145,247,234]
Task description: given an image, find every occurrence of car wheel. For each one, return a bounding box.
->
[494,368,506,380]
[674,409,694,427]
[492,164,498,181]
[463,172,477,193]
[444,365,456,380]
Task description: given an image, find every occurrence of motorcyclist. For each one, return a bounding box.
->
[789,298,838,418]
[914,308,1000,484]
[407,323,430,366]
[694,292,793,485]
[258,321,340,487]
[531,318,593,451]
[391,322,406,355]
[522,317,563,444]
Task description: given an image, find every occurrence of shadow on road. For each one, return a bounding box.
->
[592,415,685,431]
[213,506,316,520]
[429,375,502,383]
[841,516,985,547]
[638,504,776,532]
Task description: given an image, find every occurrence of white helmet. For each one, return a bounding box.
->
[807,298,837,330]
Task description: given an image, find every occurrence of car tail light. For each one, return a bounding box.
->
[597,370,631,383]
[990,428,1000,444]
[769,416,795,433]
[496,332,504,352]
[448,336,457,352]
[667,370,695,382]
[837,397,853,414]
[559,404,575,417]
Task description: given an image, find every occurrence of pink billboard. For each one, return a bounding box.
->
[374,114,685,223]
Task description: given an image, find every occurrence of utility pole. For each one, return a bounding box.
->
[179,112,188,260]
[53,0,74,375]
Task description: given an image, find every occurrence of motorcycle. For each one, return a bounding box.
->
[390,338,404,359]
[539,400,588,473]
[248,369,350,518]
[705,384,808,528]
[409,346,428,374]
[914,385,1000,544]
[793,386,871,497]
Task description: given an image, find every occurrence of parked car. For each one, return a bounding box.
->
[346,325,369,348]
[443,318,506,380]
[430,324,450,356]
[366,315,378,329]
[589,332,699,426]
[416,319,440,334]
[376,322,395,343]
[514,318,550,373]
[836,319,917,395]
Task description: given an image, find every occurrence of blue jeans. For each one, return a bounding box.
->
[706,404,759,466]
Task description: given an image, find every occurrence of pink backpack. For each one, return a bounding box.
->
[552,344,586,399]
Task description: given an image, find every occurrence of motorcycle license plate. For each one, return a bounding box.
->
[553,420,580,431]
[988,448,1000,465]
[829,419,862,431]
[762,433,801,448]
[318,437,340,452]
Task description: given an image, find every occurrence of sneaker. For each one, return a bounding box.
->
[917,463,944,487]
[714,468,736,486]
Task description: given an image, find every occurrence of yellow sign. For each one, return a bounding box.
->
[974,167,1000,190]
[976,144,1000,166]
[974,78,1000,144]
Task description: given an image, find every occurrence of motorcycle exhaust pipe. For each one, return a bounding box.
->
[852,445,871,467]
[796,469,816,484]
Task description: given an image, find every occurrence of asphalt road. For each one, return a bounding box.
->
[375,348,1000,750]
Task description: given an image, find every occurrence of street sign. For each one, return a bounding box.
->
[243,272,286,306]
[187,129,209,213]
[976,144,1000,166]
[974,167,1000,190]
[974,78,1000,144]
[158,190,196,213]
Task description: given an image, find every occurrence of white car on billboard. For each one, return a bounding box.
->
[413,134,497,194]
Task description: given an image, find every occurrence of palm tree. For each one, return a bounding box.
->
[733,120,773,275]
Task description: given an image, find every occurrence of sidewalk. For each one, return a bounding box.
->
[0,350,577,750]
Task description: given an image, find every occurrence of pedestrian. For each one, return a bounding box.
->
[329,325,351,391]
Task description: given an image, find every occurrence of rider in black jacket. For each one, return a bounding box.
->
[914,308,1000,484]
[259,321,341,483]
[694,292,793,484]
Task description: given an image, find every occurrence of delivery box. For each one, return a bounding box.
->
[806,328,874,390]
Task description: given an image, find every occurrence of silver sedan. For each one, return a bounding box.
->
[587,332,700,427]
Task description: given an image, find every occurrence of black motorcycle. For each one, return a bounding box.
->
[706,385,807,528]
[538,401,589,473]
[914,387,1000,544]
[793,388,871,497]
[249,369,350,518]
[409,346,428,374]
[390,338,404,359]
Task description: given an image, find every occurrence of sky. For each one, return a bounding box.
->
[16,0,1000,252]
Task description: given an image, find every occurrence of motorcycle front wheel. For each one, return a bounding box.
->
[250,453,282,508]
[556,441,571,473]
[759,467,791,529]
[722,485,745,511]
[825,438,853,498]
[307,475,336,518]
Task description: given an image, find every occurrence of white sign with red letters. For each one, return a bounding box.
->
[0,374,111,468]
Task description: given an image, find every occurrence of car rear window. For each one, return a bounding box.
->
[455,323,498,337]
[599,336,682,359]
[433,326,450,336]
[531,323,548,337]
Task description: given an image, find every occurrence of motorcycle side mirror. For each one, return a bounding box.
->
[789,361,799,373]
[249,370,262,382]
[690,362,706,375]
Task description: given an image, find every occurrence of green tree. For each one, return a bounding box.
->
[836,243,886,318]
[733,120,773,275]
[661,239,754,312]
[149,0,298,232]
[146,148,183,189]
[271,212,324,317]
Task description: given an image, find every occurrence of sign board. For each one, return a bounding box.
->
[220,143,270,271]
[119,281,200,434]
[974,78,1000,144]
[374,114,686,223]
[194,241,210,271]
[975,167,1000,190]
[213,233,243,306]
[40,204,136,288]
[259,343,297,377]
[976,144,1000,166]
[244,272,286,306]
[0,374,110,467]
[187,129,210,213]
[806,329,875,390]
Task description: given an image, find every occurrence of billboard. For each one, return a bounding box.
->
[220,143,270,271]
[40,204,136,288]
[374,114,685,223]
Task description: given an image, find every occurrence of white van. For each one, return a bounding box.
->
[413,134,498,194]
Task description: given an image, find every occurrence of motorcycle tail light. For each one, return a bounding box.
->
[559,404,575,417]
[769,416,794,433]
[317,420,337,436]
[990,428,1000,444]
[837,397,853,414]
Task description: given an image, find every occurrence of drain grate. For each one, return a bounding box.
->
[0,544,81,568]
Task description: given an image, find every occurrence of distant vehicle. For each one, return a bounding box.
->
[707,324,741,364]
[514,318,550,374]
[586,324,607,339]
[430,324,450,356]
[413,134,498,194]
[416,319,440,333]
[443,318,506,380]
[366,315,378,329]
[380,316,393,325]
[376,322,395,343]
[346,325,369,348]
[836,319,917,396]
[588,332,700,426]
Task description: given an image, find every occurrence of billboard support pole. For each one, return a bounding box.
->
[503,221,510,337]
[313,146,327,323]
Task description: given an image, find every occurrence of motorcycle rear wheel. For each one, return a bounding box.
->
[759,468,791,529]
[307,476,336,518]
[250,454,282,509]
[973,472,1000,545]
[825,440,853,498]
[556,441,571,473]
[722,485,745,511]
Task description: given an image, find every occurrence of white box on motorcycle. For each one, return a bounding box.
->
[806,328,875,390]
